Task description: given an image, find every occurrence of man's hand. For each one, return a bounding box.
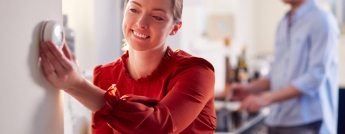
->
[238,92,273,113]
[230,84,250,101]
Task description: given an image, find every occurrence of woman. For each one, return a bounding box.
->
[39,0,216,133]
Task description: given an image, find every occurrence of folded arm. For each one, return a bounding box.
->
[92,63,215,133]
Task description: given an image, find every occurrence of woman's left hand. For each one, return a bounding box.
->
[39,41,84,91]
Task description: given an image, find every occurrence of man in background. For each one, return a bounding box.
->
[230,0,340,133]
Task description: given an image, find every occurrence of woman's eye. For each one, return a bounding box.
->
[153,16,164,21]
[130,9,137,13]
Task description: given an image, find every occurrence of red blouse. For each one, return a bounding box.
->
[92,47,216,134]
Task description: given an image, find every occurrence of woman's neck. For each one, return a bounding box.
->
[127,46,167,80]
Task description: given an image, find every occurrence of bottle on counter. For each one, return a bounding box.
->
[232,46,250,130]
[224,37,233,85]
[63,14,76,54]
[215,37,233,132]
[222,37,235,97]
[234,46,249,84]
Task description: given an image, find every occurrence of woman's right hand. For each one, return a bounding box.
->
[39,41,85,91]
[230,84,249,101]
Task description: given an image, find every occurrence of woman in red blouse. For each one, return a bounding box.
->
[39,0,216,133]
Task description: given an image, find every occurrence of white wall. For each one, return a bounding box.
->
[94,0,123,65]
[253,0,289,55]
[0,0,63,134]
[62,0,96,72]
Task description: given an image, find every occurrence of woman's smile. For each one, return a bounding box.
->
[132,30,150,39]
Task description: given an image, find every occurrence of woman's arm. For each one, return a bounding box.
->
[40,41,105,112]
[40,41,215,133]
[65,79,105,112]
[92,59,216,134]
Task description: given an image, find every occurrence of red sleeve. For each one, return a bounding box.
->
[162,58,215,132]
[92,59,215,133]
[92,65,114,134]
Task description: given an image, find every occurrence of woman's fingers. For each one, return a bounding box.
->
[40,41,65,75]
[46,41,73,71]
[40,52,57,79]
[41,41,73,75]
[39,41,82,90]
[62,43,76,61]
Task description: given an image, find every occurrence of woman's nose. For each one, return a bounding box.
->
[137,16,149,29]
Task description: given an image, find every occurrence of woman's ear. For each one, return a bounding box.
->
[169,21,182,35]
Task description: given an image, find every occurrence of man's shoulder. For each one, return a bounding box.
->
[309,6,337,25]
[301,6,339,34]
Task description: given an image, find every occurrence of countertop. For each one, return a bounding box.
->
[214,100,270,134]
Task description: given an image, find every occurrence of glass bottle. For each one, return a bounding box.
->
[63,14,76,54]
[235,46,249,84]
[224,37,232,85]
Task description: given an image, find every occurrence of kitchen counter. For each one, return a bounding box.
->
[214,100,270,134]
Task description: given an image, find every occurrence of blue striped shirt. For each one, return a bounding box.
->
[264,0,340,133]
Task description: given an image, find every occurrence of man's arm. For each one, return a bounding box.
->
[246,78,271,94]
[229,78,270,101]
[290,14,339,97]
[267,84,303,103]
[239,84,303,112]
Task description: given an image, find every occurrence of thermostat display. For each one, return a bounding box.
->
[39,20,64,49]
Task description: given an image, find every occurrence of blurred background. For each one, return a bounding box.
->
[1,0,343,133]
[60,0,345,133]
[62,0,345,133]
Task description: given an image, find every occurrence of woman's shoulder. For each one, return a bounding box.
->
[96,59,122,69]
[92,58,125,87]
[171,48,214,72]
[96,51,129,70]
[94,58,124,75]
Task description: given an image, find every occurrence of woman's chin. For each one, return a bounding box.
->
[128,44,151,51]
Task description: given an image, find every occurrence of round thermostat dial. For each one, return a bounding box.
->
[39,20,64,49]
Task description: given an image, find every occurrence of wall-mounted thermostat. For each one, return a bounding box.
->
[39,20,64,49]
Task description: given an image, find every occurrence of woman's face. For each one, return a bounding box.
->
[123,0,181,51]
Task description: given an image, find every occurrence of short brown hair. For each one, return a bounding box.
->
[123,0,183,23]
